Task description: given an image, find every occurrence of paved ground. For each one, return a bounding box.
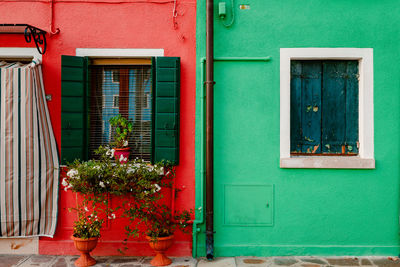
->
[0,255,399,267]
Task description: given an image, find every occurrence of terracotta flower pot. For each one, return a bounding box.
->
[114,147,130,163]
[146,235,174,266]
[71,236,98,267]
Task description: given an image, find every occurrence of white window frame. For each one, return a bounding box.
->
[76,48,164,58]
[0,47,42,61]
[280,48,375,169]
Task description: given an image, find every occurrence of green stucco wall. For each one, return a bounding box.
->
[194,0,400,257]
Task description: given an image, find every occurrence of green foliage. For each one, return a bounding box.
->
[64,146,192,250]
[109,115,133,148]
[71,203,103,239]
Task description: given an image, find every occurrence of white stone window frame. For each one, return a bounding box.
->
[0,47,42,61]
[280,48,375,169]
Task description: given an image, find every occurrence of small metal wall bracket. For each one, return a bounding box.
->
[0,24,47,55]
[24,25,47,55]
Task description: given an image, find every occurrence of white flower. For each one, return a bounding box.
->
[67,169,78,178]
[108,213,116,220]
[146,165,154,171]
[123,140,128,147]
[99,181,105,188]
[119,155,128,162]
[64,183,73,191]
[106,148,115,158]
[157,167,164,176]
[61,178,69,187]
[84,206,89,212]
[153,184,161,192]
[127,167,136,174]
[93,165,100,170]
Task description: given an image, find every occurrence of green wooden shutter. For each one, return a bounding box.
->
[290,61,322,154]
[61,55,89,164]
[322,60,358,154]
[151,57,180,164]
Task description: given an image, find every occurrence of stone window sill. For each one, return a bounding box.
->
[280,156,375,169]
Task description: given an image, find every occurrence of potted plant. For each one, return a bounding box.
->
[63,147,192,266]
[143,205,192,266]
[64,152,115,267]
[70,204,102,267]
[120,167,192,266]
[109,114,133,163]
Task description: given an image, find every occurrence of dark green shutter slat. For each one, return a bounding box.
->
[61,55,89,164]
[345,61,359,154]
[321,61,346,153]
[291,61,322,154]
[322,61,348,154]
[156,114,177,130]
[290,61,303,153]
[152,57,180,165]
[301,61,322,154]
[156,82,178,97]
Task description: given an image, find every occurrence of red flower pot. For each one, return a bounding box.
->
[146,235,174,266]
[114,147,130,163]
[71,236,98,267]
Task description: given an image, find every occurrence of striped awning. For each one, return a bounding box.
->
[0,60,59,237]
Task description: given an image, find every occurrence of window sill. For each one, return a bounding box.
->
[280,156,375,169]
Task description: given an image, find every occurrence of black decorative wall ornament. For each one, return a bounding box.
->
[0,24,47,55]
[24,25,47,55]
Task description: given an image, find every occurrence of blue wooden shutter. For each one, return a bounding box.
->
[151,57,180,164]
[290,61,322,154]
[322,60,358,154]
[291,60,358,155]
[344,61,359,154]
[61,55,89,164]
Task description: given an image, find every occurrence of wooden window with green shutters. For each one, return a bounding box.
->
[61,56,180,165]
[290,60,359,155]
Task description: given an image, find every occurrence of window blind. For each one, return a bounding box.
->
[89,65,152,161]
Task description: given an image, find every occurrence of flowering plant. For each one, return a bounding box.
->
[70,202,103,239]
[63,146,192,250]
[109,114,133,148]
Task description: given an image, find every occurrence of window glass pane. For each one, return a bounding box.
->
[89,65,152,161]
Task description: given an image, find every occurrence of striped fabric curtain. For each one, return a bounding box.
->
[0,60,59,237]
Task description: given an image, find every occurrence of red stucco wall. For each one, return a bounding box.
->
[0,0,196,256]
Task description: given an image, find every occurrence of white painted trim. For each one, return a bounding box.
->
[0,48,42,61]
[280,48,374,169]
[280,157,375,169]
[76,48,164,58]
